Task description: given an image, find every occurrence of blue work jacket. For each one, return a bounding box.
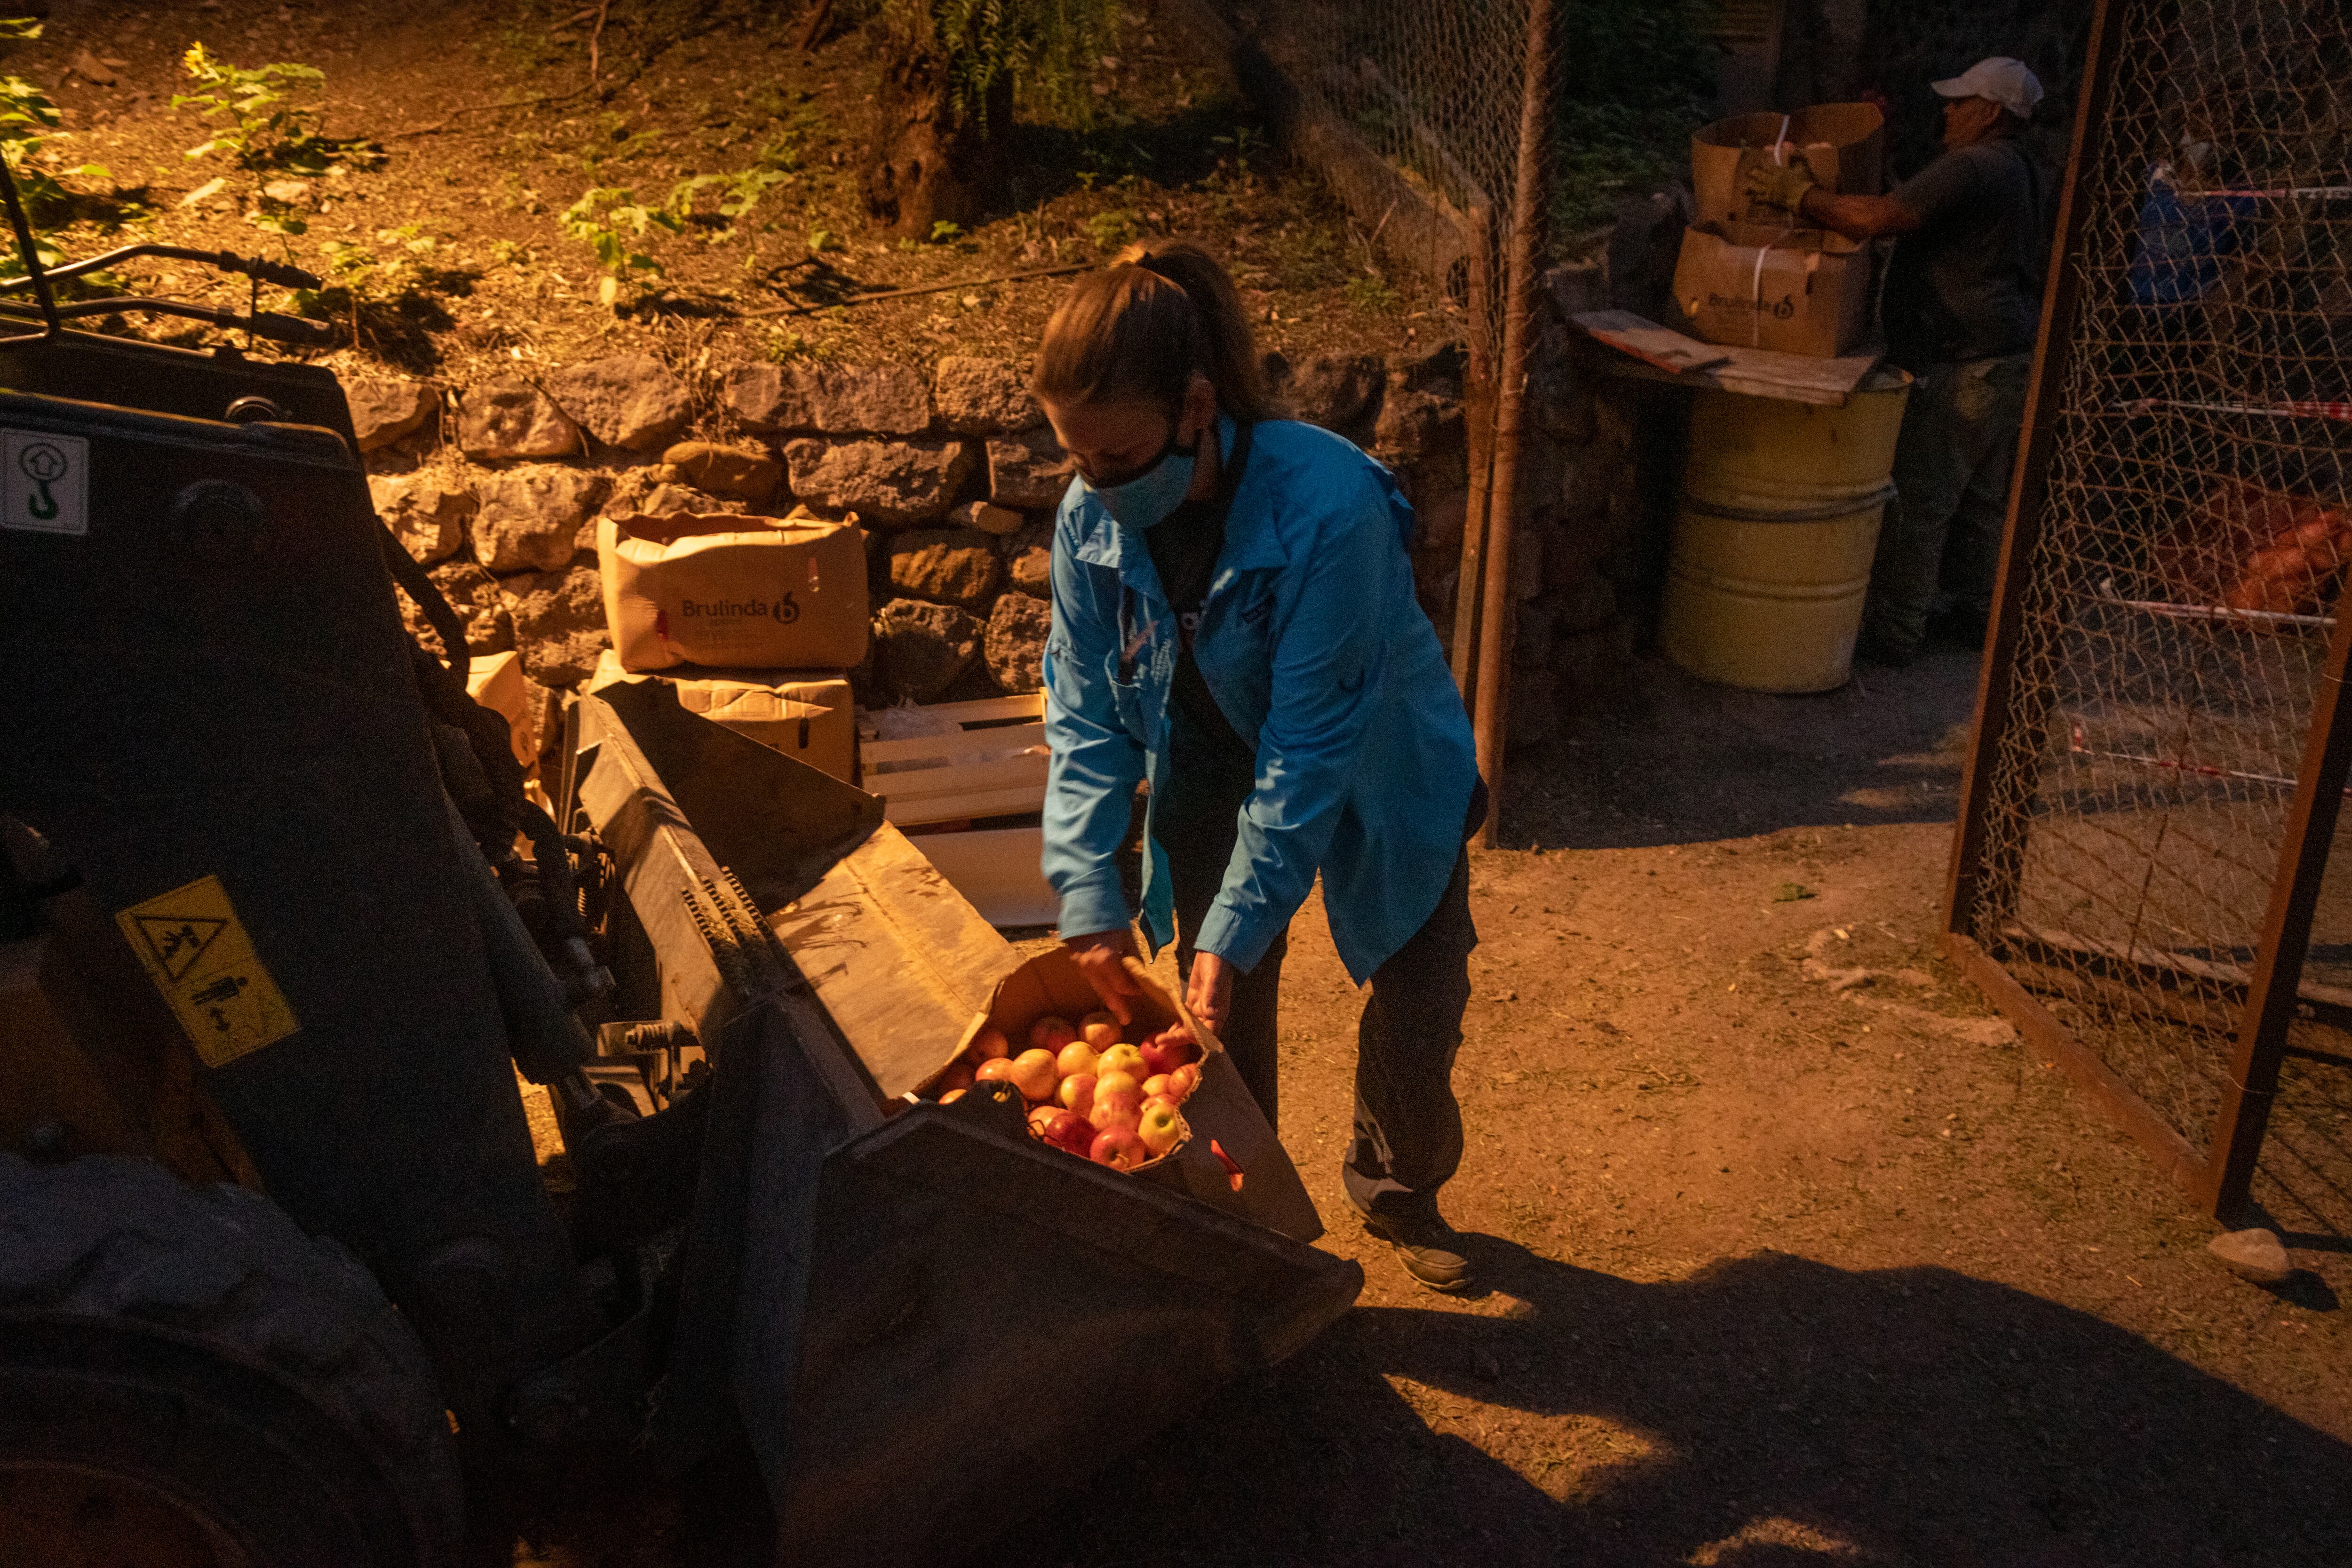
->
[1041,416,1478,985]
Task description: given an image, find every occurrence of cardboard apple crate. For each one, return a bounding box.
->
[1691,101,1885,228]
[1672,220,1872,358]
[925,949,1321,1236]
[862,692,1056,927]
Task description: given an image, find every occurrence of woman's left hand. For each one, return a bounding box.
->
[1186,952,1235,1034]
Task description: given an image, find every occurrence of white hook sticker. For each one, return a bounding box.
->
[2,429,88,536]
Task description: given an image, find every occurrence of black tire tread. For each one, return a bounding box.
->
[0,1154,463,1565]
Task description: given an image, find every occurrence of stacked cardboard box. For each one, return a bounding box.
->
[591,507,867,781]
[1671,103,1886,358]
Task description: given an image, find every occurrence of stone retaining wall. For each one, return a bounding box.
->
[361,293,1659,759]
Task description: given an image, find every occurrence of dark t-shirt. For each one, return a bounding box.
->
[1884,139,2050,367]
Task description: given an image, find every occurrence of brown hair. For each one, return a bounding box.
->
[1033,240,1279,422]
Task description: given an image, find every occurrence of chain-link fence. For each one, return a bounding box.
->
[1952,0,2352,1232]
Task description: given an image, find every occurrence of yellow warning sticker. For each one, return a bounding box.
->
[115,875,300,1068]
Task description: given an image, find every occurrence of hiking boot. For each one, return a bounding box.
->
[1363,1208,1476,1293]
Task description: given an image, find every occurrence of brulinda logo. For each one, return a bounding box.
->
[1704,291,1798,318]
[681,591,800,624]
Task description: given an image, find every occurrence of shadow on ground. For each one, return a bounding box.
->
[1000,1243,2352,1568]
[1509,646,1984,851]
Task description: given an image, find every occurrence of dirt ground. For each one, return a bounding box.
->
[12,0,1427,382]
[503,643,2351,1568]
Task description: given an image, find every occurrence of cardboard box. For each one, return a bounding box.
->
[598,508,867,672]
[1673,221,1871,357]
[588,648,855,782]
[1692,102,1885,229]
[465,649,536,771]
[934,949,1323,1241]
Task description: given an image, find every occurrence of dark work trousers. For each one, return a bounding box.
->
[1153,720,1478,1224]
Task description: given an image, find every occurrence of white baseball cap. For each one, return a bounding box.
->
[1932,56,2044,120]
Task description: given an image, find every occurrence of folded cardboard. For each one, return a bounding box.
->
[1692,102,1885,229]
[936,950,1323,1242]
[1673,221,1871,358]
[588,647,855,782]
[465,649,536,770]
[598,508,868,672]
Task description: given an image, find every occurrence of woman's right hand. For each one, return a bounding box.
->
[1063,927,1146,1026]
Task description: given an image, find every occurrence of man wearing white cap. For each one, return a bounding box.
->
[1748,57,2053,665]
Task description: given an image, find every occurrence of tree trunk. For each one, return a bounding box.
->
[859,47,1011,238]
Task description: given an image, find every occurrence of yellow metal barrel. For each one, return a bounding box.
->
[1661,368,1913,692]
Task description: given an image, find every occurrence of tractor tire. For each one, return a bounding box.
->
[0,1154,464,1567]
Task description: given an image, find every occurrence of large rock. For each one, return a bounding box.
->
[932,356,1042,434]
[604,467,732,520]
[950,499,1028,536]
[726,362,932,435]
[498,561,609,689]
[986,429,1069,511]
[872,597,981,703]
[1003,520,1052,600]
[983,592,1051,694]
[1414,487,1470,561]
[783,437,976,526]
[1267,350,1385,433]
[347,377,436,452]
[1374,382,1463,467]
[545,354,692,452]
[659,439,780,504]
[2208,1227,2293,1286]
[458,378,581,461]
[369,472,475,565]
[887,527,1002,612]
[403,559,513,658]
[471,465,612,574]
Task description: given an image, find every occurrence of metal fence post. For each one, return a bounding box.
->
[2203,606,2352,1220]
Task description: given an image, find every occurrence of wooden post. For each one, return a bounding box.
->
[1451,199,1497,700]
[1468,0,1553,848]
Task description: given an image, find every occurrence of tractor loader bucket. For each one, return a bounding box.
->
[571,683,1363,1566]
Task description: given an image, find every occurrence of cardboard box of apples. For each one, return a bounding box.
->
[916,949,1324,1241]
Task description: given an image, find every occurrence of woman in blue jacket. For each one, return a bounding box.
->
[1033,242,1485,1291]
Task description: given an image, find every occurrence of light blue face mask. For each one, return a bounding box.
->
[1080,435,1196,531]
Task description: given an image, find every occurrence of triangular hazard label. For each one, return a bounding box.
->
[132,913,227,982]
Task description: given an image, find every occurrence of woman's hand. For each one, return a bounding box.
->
[1063,928,1146,1025]
[1186,951,1235,1035]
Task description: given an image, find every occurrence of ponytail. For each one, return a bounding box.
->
[1033,239,1279,422]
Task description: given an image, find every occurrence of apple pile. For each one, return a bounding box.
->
[930,1011,1204,1171]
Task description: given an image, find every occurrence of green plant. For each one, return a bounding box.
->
[1086,207,1138,252]
[1209,124,1258,183]
[804,226,841,254]
[560,186,681,304]
[173,43,331,172]
[1547,0,1716,238]
[763,326,839,363]
[0,20,108,239]
[667,166,791,238]
[883,0,1125,132]
[1344,272,1403,313]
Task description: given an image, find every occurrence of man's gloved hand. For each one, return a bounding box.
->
[1745,158,1818,213]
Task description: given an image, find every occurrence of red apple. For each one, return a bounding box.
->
[937,1060,976,1095]
[1080,1010,1123,1049]
[974,1058,1016,1085]
[1094,1068,1140,1103]
[1027,1102,1063,1136]
[1096,1043,1145,1081]
[1136,1098,1184,1156]
[1028,1015,1079,1053]
[966,1025,1011,1064]
[1055,1041,1100,1080]
[1041,1109,1095,1155]
[1089,1126,1148,1170]
[1139,1032,1201,1076]
[1057,1071,1098,1118]
[1142,1073,1171,1099]
[939,1088,966,1104]
[1093,1087,1143,1131]
[1009,1047,1059,1103]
